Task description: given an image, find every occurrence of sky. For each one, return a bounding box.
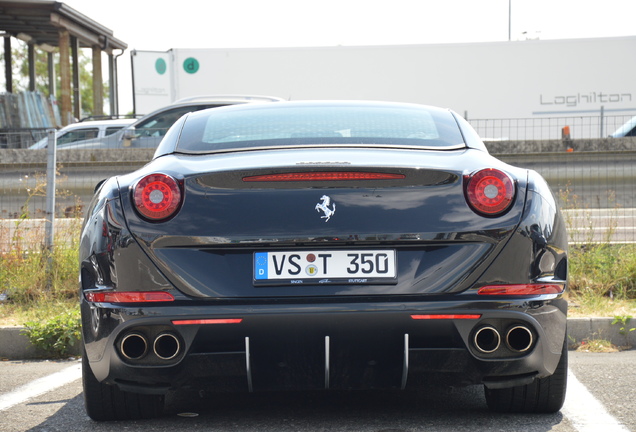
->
[62,0,636,113]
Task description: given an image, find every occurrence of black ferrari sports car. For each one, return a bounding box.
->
[79,101,568,421]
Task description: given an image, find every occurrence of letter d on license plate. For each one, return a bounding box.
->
[254,250,397,286]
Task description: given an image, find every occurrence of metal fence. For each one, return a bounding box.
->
[1,112,636,150]
[0,128,49,149]
[1,129,635,251]
[468,112,636,141]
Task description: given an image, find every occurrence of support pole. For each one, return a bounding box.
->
[59,30,72,125]
[71,36,81,121]
[28,43,36,92]
[4,36,12,93]
[600,105,605,138]
[44,129,57,253]
[47,52,56,98]
[92,45,103,117]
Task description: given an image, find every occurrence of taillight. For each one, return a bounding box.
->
[85,291,175,303]
[465,168,515,216]
[133,174,182,221]
[477,284,564,295]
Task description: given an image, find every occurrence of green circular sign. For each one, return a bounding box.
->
[155,58,167,75]
[183,57,200,74]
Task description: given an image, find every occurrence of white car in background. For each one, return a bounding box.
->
[29,118,136,149]
[57,95,283,150]
[610,115,636,138]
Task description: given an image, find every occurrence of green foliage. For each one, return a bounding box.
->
[612,315,635,348]
[22,308,81,358]
[569,244,636,301]
[0,220,81,306]
[560,184,636,302]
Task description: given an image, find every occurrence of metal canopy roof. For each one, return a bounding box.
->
[0,0,127,53]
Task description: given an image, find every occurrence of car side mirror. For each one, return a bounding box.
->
[123,127,137,147]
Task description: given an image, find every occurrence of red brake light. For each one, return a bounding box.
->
[465,168,515,216]
[477,284,564,296]
[243,172,405,182]
[85,291,175,303]
[411,314,482,320]
[133,174,182,221]
[172,318,243,325]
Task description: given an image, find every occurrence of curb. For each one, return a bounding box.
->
[0,326,81,359]
[1,318,634,360]
[566,317,635,348]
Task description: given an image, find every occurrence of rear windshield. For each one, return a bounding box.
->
[175,103,465,153]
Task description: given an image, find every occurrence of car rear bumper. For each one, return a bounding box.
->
[82,298,567,394]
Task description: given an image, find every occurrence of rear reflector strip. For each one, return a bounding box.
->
[411,314,482,320]
[172,318,243,325]
[243,172,405,182]
[477,284,564,295]
[85,291,175,303]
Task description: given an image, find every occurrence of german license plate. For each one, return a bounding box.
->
[254,250,397,286]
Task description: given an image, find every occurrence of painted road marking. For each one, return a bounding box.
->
[562,369,629,432]
[0,362,81,411]
[0,362,629,432]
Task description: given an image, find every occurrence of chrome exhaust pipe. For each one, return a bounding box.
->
[153,333,181,360]
[506,326,534,352]
[120,333,148,360]
[473,326,501,353]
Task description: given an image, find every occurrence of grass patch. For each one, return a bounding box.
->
[567,296,636,318]
[568,243,636,300]
[0,217,81,326]
[567,243,636,317]
[576,337,619,353]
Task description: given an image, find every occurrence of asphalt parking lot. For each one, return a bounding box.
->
[1,350,634,432]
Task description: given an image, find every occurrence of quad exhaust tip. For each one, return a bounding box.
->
[506,325,534,352]
[120,333,148,360]
[473,326,501,353]
[153,333,181,360]
[119,331,182,361]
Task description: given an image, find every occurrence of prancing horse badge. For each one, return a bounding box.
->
[315,195,336,222]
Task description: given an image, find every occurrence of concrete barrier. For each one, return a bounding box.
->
[0,137,635,165]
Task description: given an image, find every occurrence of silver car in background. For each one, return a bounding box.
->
[58,95,283,150]
[29,118,136,149]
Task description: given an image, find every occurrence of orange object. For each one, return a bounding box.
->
[562,126,571,140]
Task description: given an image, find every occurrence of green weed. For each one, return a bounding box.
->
[21,308,81,358]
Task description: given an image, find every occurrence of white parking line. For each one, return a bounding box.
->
[0,362,81,411]
[0,361,629,431]
[562,369,629,432]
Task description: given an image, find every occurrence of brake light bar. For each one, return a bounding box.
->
[172,318,243,325]
[411,314,482,320]
[477,284,564,295]
[85,291,175,303]
[243,172,405,182]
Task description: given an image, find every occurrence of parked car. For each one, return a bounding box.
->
[29,118,136,149]
[80,101,568,421]
[610,115,636,137]
[59,95,283,150]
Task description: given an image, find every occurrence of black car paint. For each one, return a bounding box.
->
[80,150,567,394]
